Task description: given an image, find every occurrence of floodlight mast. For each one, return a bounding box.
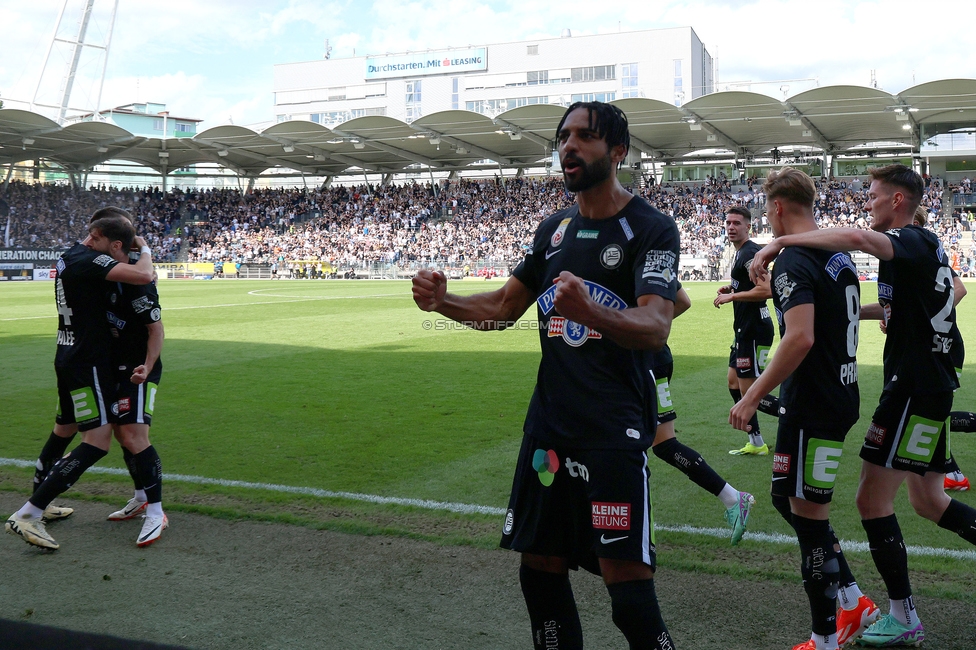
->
[31,0,119,125]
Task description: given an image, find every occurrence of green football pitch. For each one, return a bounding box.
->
[1,278,974,599]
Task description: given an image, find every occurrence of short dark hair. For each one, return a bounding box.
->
[868,164,923,208]
[554,102,630,155]
[89,216,136,253]
[763,167,816,207]
[726,206,752,221]
[89,206,134,224]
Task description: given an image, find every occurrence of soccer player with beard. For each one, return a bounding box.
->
[751,164,976,647]
[413,102,679,650]
[714,207,776,456]
[731,168,870,650]
[6,214,154,550]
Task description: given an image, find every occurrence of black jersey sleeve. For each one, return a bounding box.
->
[72,248,119,280]
[633,216,679,303]
[772,249,815,313]
[127,282,162,326]
[884,226,931,262]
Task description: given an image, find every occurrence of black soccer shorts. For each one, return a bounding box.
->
[860,390,953,475]
[771,420,852,504]
[55,364,117,431]
[112,364,162,427]
[728,332,773,379]
[649,360,676,425]
[500,434,657,574]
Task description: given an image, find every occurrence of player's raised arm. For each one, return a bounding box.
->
[412,270,535,330]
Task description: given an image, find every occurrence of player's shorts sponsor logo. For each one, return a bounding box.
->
[878,283,893,300]
[564,457,589,481]
[503,509,514,535]
[806,439,844,489]
[70,387,100,422]
[117,397,131,414]
[773,453,791,473]
[641,250,676,283]
[131,296,154,313]
[576,229,599,240]
[896,415,943,463]
[150,307,161,322]
[600,244,623,270]
[825,252,857,280]
[756,345,771,372]
[774,273,796,300]
[866,422,886,445]
[92,254,114,267]
[736,357,751,369]
[532,449,559,486]
[537,281,626,315]
[550,218,571,248]
[591,502,630,530]
[548,316,602,347]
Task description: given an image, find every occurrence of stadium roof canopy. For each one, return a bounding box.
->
[2,79,975,180]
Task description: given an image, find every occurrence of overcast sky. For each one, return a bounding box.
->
[0,0,971,129]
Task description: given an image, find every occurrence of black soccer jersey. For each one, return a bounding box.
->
[730,240,773,336]
[878,225,959,394]
[54,243,119,368]
[107,279,162,373]
[513,196,680,450]
[772,247,860,429]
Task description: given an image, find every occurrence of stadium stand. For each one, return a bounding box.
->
[2,175,973,280]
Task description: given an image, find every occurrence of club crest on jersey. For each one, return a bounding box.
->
[550,218,572,248]
[774,273,796,300]
[601,244,623,269]
[548,317,602,346]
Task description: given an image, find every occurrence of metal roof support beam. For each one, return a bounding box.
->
[75,137,148,169]
[182,139,250,177]
[331,129,440,168]
[628,136,665,159]
[492,117,553,149]
[677,107,741,153]
[409,125,516,166]
[196,137,353,174]
[782,102,832,152]
[257,133,377,170]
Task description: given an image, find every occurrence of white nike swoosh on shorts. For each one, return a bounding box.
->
[600,534,628,544]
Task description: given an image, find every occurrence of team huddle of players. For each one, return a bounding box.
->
[6,101,975,650]
[5,207,167,551]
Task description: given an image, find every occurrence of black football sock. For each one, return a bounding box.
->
[122,446,144,491]
[33,431,76,493]
[829,523,857,589]
[652,437,726,495]
[729,388,742,403]
[748,414,762,439]
[862,515,912,600]
[937,498,976,545]
[519,564,583,650]
[132,446,163,504]
[772,495,793,525]
[758,394,781,417]
[606,579,674,650]
[29,442,107,510]
[950,411,976,432]
[793,515,840,637]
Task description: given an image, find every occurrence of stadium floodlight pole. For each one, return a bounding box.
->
[92,0,119,117]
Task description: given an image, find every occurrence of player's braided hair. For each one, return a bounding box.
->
[554,102,630,156]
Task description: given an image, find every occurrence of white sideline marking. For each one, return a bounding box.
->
[2,456,974,560]
[0,292,407,320]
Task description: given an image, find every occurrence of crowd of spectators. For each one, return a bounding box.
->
[2,172,974,277]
